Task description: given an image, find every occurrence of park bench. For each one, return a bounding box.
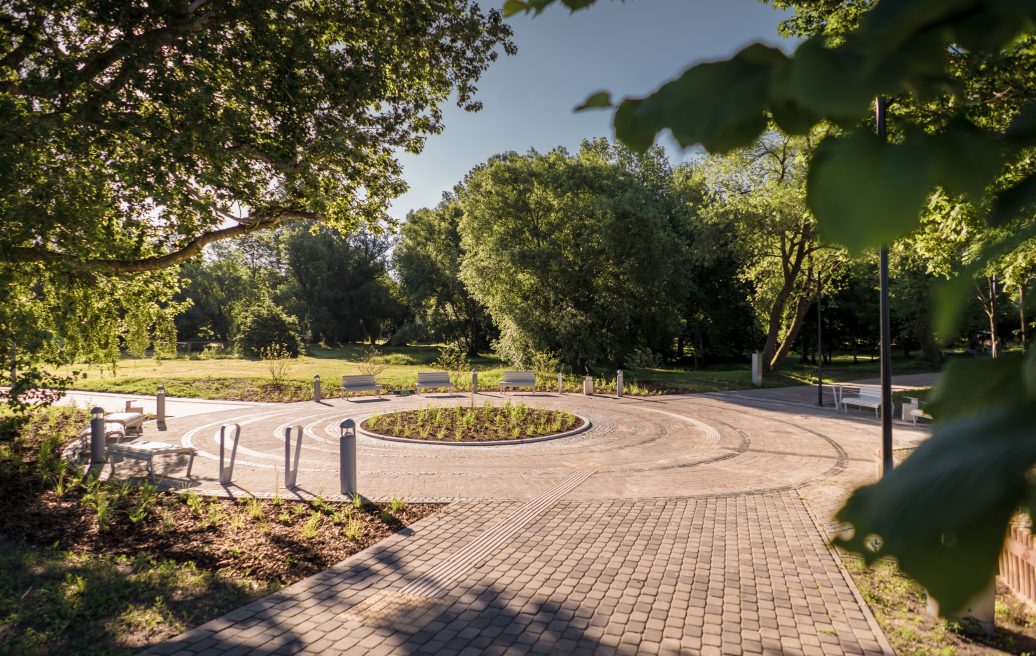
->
[840,384,882,418]
[342,374,382,400]
[103,401,146,437]
[416,371,453,394]
[107,440,196,483]
[499,371,536,394]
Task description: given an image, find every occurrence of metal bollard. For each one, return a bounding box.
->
[339,419,357,496]
[156,385,167,430]
[284,426,303,488]
[219,424,241,485]
[471,369,477,407]
[313,374,321,402]
[616,370,624,398]
[90,407,106,465]
[557,372,564,394]
[583,375,593,395]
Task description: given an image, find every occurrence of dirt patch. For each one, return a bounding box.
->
[362,402,583,442]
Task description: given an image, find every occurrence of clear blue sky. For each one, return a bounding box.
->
[389,0,794,219]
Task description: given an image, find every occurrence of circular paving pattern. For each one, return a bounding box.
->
[142,389,900,503]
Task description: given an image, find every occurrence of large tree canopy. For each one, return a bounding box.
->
[0,0,514,274]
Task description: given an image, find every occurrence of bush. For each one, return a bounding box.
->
[624,346,663,370]
[235,301,303,357]
[387,322,421,347]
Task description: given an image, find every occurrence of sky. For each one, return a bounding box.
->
[389,0,795,220]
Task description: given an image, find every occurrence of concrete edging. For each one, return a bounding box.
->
[358,413,592,446]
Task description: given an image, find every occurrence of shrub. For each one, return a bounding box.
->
[624,346,663,370]
[387,322,421,347]
[235,300,303,357]
[355,343,386,377]
[433,342,469,386]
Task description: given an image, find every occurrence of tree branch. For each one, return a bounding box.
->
[7,208,325,274]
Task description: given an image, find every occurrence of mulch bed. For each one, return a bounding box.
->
[361,404,583,442]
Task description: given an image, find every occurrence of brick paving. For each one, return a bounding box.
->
[133,384,926,655]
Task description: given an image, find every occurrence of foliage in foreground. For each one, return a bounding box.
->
[511,0,1036,615]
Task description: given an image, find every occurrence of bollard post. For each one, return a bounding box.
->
[616,370,624,398]
[284,426,302,488]
[583,375,593,395]
[219,424,241,485]
[156,385,167,430]
[90,407,106,465]
[339,419,357,496]
[557,372,564,395]
[751,353,762,388]
[471,369,477,407]
[313,374,321,402]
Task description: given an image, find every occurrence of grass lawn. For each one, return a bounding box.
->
[845,555,1036,655]
[57,345,944,402]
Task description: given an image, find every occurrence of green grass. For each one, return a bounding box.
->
[55,345,943,401]
[0,541,260,656]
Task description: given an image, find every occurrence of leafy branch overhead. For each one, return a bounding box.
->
[508,0,1036,616]
[509,0,1036,253]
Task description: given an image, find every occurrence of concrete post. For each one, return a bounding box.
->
[616,370,624,398]
[471,369,477,407]
[339,419,357,496]
[90,407,106,465]
[284,426,302,488]
[751,353,763,387]
[557,372,564,395]
[313,374,321,402]
[156,385,167,430]
[583,375,593,395]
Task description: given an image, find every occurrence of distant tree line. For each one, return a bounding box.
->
[176,136,1033,372]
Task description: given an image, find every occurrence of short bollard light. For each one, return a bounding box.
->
[583,375,593,395]
[156,385,167,431]
[557,372,564,395]
[90,406,106,465]
[470,369,478,407]
[339,419,357,496]
[616,369,624,398]
[313,374,321,402]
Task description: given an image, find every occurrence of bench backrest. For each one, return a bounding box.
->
[417,372,452,385]
[342,374,377,387]
[856,384,882,401]
[501,371,535,385]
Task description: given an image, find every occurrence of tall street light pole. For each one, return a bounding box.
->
[876,96,894,477]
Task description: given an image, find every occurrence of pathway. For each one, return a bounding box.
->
[132,379,931,655]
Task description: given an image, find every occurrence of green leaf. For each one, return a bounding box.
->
[926,120,1004,201]
[616,43,785,153]
[788,38,878,122]
[502,0,529,17]
[835,399,1036,615]
[575,91,612,112]
[926,354,1033,421]
[767,59,820,135]
[990,174,1036,226]
[808,129,932,252]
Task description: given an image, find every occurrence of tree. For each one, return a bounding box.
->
[688,132,838,371]
[276,224,400,344]
[394,197,495,355]
[458,140,688,371]
[509,0,1036,613]
[235,299,303,357]
[0,1,513,396]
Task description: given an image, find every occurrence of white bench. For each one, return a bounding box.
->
[107,441,196,483]
[416,371,453,394]
[841,384,882,418]
[499,371,536,393]
[104,401,146,436]
[342,374,382,400]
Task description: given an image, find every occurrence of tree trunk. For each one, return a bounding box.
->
[989,275,999,358]
[770,294,813,371]
[1020,284,1028,353]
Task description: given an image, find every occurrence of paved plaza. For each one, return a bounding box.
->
[134,380,934,655]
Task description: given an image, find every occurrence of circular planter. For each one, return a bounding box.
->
[358,413,592,446]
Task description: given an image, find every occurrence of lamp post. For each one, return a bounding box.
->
[876,96,894,477]
[816,269,824,406]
